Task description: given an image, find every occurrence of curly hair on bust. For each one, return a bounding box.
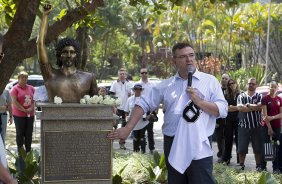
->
[55,37,81,67]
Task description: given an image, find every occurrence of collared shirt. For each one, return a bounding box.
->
[138,79,155,99]
[136,70,228,137]
[237,92,262,128]
[110,80,133,111]
[0,89,12,113]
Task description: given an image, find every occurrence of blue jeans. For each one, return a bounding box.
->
[164,135,216,184]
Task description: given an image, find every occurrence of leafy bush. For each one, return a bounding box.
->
[7,148,41,184]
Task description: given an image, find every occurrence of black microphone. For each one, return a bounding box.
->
[187,65,194,87]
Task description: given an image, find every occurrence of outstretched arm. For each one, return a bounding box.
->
[37,4,52,65]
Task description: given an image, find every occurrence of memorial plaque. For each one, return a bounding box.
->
[44,131,111,182]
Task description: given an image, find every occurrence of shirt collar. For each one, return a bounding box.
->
[174,69,201,81]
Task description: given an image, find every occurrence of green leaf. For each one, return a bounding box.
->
[112,174,122,184]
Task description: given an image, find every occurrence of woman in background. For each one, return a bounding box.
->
[222,79,240,165]
[10,71,35,153]
[261,81,282,173]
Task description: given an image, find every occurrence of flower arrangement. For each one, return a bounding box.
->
[54,96,63,104]
[53,95,121,106]
[80,95,121,106]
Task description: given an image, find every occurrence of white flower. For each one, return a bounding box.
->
[115,98,122,106]
[97,95,104,104]
[54,96,62,104]
[80,98,86,104]
[89,95,99,104]
[83,95,91,104]
[103,98,115,105]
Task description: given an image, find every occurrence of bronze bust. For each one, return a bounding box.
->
[37,5,98,103]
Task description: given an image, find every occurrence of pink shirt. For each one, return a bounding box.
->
[10,84,35,117]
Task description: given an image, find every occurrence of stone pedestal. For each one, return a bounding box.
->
[37,102,115,184]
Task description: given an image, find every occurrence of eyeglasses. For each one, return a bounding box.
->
[174,54,195,60]
[141,72,147,75]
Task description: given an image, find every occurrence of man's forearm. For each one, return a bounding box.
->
[126,105,144,131]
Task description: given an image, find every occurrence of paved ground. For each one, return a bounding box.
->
[6,109,272,172]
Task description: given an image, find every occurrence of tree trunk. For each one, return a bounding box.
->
[0,0,104,94]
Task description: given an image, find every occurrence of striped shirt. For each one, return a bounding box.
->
[237,92,262,128]
[136,70,228,137]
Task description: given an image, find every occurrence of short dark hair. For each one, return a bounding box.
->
[55,37,81,67]
[172,42,193,58]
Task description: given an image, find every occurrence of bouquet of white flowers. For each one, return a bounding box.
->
[78,94,121,106]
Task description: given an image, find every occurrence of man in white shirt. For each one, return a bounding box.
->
[138,67,157,153]
[108,42,227,184]
[109,68,133,149]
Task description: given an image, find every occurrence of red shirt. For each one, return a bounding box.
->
[10,84,35,117]
[261,95,282,128]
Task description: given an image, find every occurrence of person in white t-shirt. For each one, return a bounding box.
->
[109,68,133,149]
[125,84,148,153]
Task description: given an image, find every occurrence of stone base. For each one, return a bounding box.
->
[37,103,115,184]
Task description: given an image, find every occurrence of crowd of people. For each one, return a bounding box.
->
[1,21,282,183]
[214,74,282,174]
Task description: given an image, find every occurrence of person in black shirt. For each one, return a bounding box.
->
[222,79,241,165]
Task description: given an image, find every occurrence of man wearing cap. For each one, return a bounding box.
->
[108,42,227,184]
[124,84,149,153]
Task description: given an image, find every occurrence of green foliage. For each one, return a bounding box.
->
[7,148,40,184]
[228,64,267,91]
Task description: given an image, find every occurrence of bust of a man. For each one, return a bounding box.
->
[37,5,98,103]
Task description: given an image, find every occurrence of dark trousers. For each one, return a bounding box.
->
[223,116,238,162]
[116,109,126,145]
[133,126,147,153]
[279,133,282,172]
[164,135,216,184]
[146,121,155,151]
[215,121,225,158]
[13,116,34,152]
[261,126,281,170]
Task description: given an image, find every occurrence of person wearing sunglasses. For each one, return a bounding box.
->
[138,68,158,154]
[222,79,241,165]
[0,34,18,184]
[37,4,98,103]
[237,78,263,171]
